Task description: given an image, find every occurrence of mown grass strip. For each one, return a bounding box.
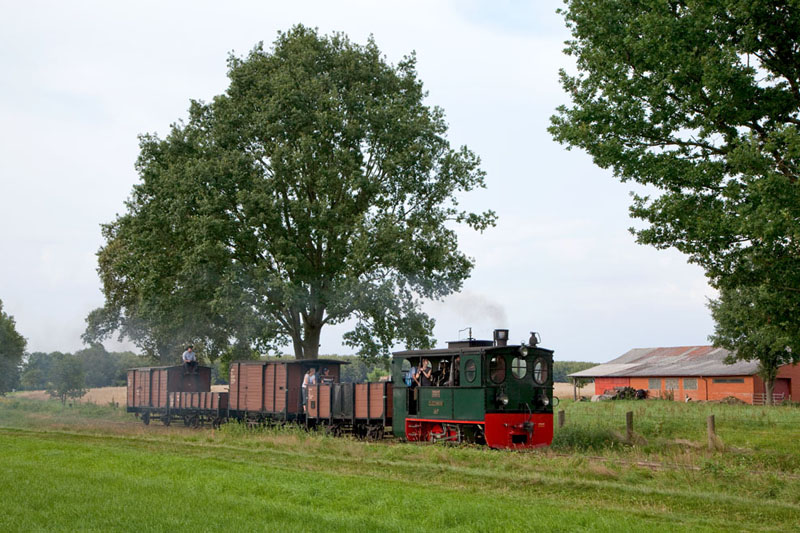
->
[1,427,796,532]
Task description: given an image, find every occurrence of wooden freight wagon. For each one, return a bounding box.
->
[168,391,229,428]
[127,365,211,425]
[307,381,393,439]
[228,359,346,422]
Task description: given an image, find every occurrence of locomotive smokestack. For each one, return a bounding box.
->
[493,329,509,347]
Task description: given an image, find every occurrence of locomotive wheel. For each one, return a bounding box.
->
[142,412,150,426]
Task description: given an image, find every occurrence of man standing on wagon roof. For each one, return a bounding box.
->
[182,345,198,375]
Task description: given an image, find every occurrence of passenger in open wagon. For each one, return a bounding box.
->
[302,367,316,412]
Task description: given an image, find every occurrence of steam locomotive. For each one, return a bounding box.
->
[127,329,554,449]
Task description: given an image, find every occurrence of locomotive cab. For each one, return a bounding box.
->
[391,329,554,449]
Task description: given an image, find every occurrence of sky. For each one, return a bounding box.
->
[0,0,716,363]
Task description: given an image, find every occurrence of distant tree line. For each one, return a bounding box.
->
[20,346,144,391]
[552,361,596,383]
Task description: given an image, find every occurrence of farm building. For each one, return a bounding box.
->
[570,346,800,405]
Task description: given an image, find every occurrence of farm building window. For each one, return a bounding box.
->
[712,378,744,384]
[683,378,698,390]
[648,378,661,389]
[511,357,527,379]
[665,378,679,390]
[489,356,506,384]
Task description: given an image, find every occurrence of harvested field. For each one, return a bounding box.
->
[12,385,229,406]
[15,383,578,405]
[554,381,591,398]
[14,383,574,405]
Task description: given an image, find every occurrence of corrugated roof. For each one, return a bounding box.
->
[570,346,760,378]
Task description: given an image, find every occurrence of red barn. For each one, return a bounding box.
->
[570,346,800,405]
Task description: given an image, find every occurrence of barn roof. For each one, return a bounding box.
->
[569,346,760,378]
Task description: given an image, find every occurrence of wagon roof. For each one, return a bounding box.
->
[569,346,760,378]
[231,358,349,365]
[129,365,210,371]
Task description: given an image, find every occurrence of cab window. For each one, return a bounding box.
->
[511,357,527,379]
[464,360,477,383]
[489,356,506,384]
[532,358,548,384]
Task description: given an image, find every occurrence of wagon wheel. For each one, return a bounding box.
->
[191,415,201,429]
[162,416,171,427]
[142,412,150,426]
[183,415,192,427]
[211,417,222,429]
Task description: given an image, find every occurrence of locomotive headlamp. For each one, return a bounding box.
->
[539,390,550,407]
[497,392,509,406]
[519,346,529,357]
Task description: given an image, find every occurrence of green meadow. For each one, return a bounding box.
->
[1,397,798,532]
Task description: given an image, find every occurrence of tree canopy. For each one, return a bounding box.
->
[46,352,87,405]
[550,1,800,377]
[0,299,26,395]
[710,285,799,404]
[87,26,494,362]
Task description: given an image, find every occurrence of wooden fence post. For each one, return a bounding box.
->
[558,410,565,428]
[707,414,716,451]
[626,411,633,442]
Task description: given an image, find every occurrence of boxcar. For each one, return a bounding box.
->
[228,359,346,422]
[127,365,211,425]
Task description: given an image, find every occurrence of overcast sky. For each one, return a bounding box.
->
[0,0,716,363]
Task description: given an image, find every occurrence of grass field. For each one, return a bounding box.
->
[1,396,798,532]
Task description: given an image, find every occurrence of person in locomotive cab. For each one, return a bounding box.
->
[417,358,433,387]
[319,367,333,384]
[182,345,198,375]
[447,356,460,386]
[405,362,418,388]
[302,367,316,412]
[435,360,449,386]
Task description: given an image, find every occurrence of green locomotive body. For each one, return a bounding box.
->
[391,329,554,448]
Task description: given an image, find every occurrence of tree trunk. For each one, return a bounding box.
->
[765,378,775,406]
[290,333,305,359]
[301,319,321,360]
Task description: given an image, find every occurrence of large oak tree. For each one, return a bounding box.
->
[87,26,494,362]
[550,1,800,389]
